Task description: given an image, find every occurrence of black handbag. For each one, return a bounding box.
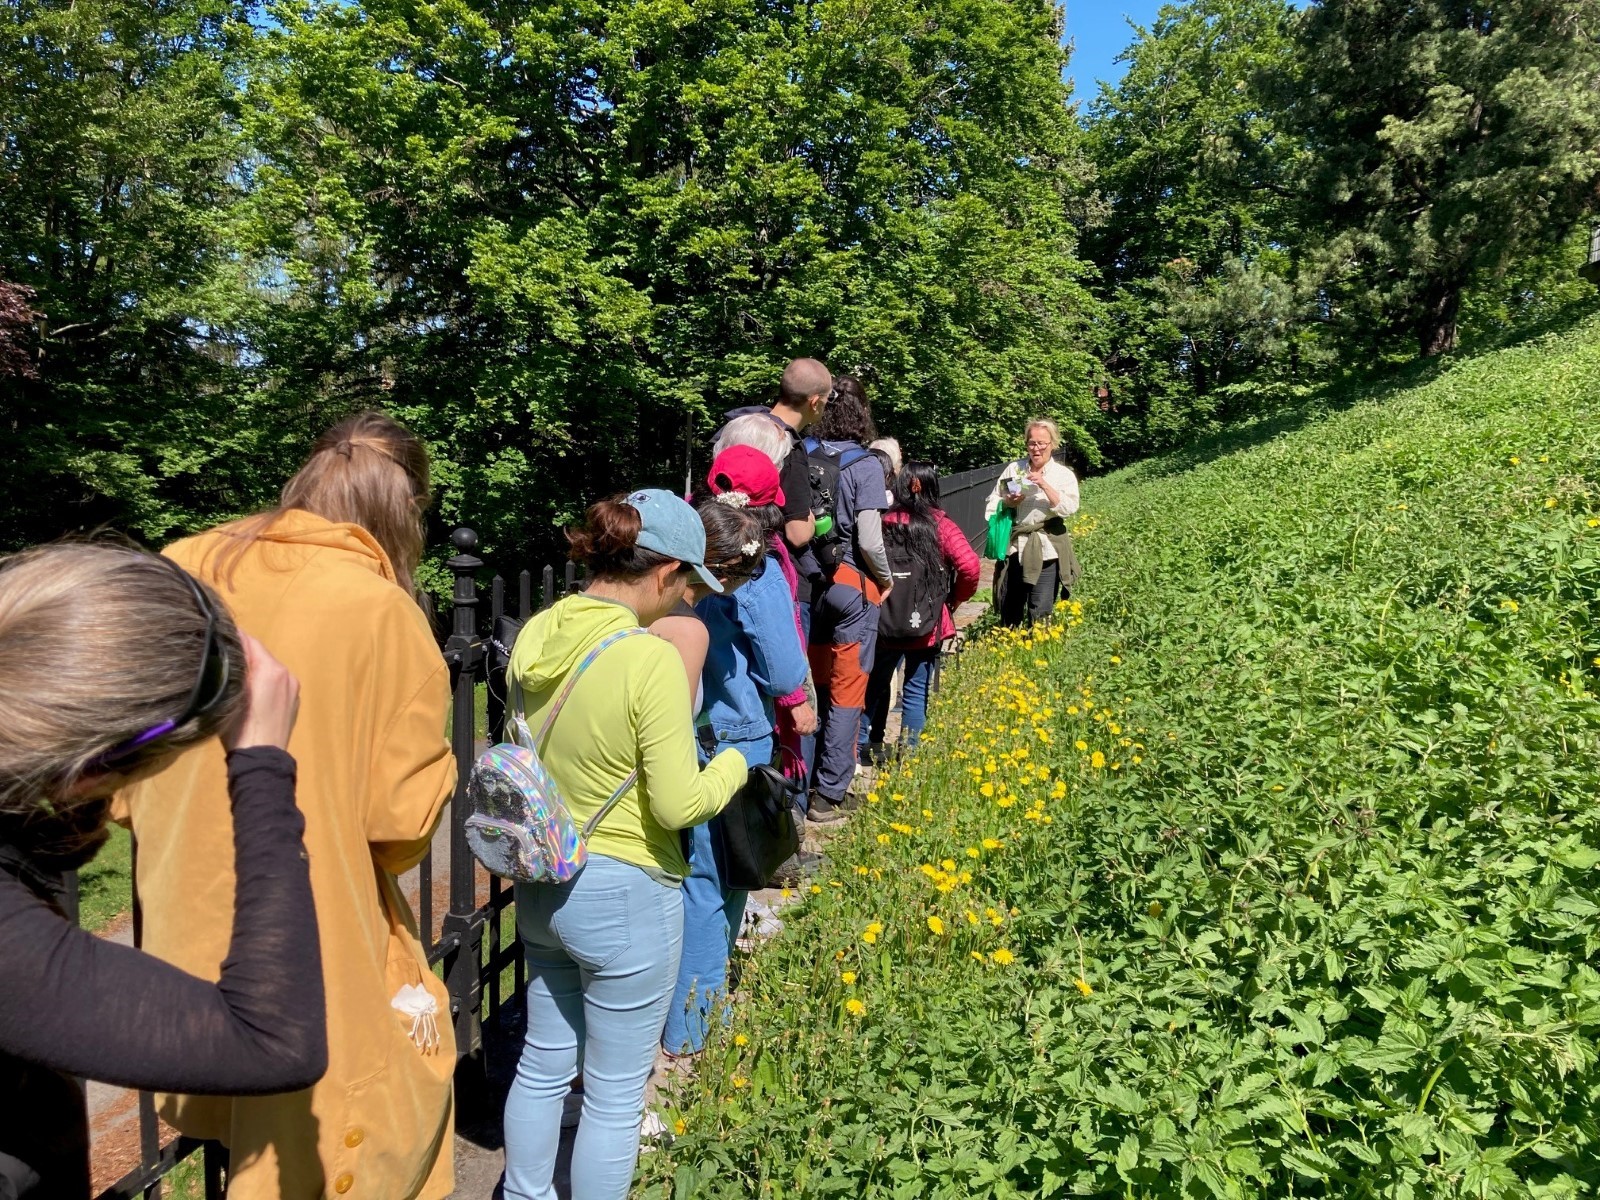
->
[712,763,801,891]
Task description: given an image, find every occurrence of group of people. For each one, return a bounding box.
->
[0,369,1080,1200]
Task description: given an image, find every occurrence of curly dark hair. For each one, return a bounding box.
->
[817,375,878,446]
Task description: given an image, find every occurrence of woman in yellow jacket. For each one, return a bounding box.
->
[502,490,748,1200]
[116,413,458,1199]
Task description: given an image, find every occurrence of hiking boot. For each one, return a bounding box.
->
[769,851,822,888]
[806,792,847,824]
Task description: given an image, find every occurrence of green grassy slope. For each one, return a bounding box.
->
[642,319,1600,1198]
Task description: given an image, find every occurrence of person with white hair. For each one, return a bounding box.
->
[713,413,792,467]
[984,417,1081,626]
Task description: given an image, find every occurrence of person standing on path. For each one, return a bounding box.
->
[501,491,748,1200]
[0,543,326,1198]
[862,462,982,760]
[117,412,460,1200]
[805,376,894,823]
[717,358,832,795]
[985,417,1081,627]
[664,455,809,1057]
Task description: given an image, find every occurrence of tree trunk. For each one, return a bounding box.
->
[1416,281,1462,357]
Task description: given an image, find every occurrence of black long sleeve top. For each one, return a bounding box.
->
[0,748,327,1198]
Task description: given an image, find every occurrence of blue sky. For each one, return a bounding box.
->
[1062,0,1168,102]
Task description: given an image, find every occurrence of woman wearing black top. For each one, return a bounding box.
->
[0,543,326,1197]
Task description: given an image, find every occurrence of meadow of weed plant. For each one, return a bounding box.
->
[640,317,1600,1199]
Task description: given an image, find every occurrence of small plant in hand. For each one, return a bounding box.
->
[641,318,1600,1197]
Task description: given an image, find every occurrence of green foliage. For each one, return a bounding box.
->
[1083,0,1327,464]
[640,314,1600,1197]
[1298,0,1600,357]
[231,0,1102,561]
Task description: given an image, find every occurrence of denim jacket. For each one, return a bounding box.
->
[695,553,810,748]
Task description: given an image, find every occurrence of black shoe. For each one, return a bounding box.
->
[807,792,847,824]
[770,851,822,887]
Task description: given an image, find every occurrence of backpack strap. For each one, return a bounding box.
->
[533,627,648,747]
[521,627,647,840]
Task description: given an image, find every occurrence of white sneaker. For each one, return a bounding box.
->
[639,1110,669,1150]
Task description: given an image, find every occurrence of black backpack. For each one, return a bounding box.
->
[803,436,871,572]
[878,517,948,640]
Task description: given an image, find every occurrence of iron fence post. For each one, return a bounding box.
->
[441,528,488,1111]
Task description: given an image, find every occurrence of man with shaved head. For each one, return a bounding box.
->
[712,357,832,860]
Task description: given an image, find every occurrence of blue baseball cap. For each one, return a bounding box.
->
[622,488,723,594]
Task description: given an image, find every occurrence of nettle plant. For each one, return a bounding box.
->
[642,321,1600,1199]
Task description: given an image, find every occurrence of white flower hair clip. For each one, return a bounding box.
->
[740,539,762,556]
[714,491,751,508]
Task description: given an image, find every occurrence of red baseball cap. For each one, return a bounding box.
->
[707,445,786,508]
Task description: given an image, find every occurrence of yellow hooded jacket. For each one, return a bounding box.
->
[115,510,457,1200]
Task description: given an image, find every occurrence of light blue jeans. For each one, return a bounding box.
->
[662,734,768,1054]
[504,854,685,1200]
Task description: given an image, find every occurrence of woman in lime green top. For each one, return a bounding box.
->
[503,490,748,1200]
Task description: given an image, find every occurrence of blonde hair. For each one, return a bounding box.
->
[214,412,432,595]
[1025,418,1061,451]
[713,413,791,467]
[0,543,245,859]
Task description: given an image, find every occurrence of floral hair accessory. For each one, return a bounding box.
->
[714,491,751,508]
[740,539,762,556]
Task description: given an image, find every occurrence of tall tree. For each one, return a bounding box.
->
[0,0,269,548]
[235,0,1100,564]
[1298,0,1600,356]
[1082,0,1318,460]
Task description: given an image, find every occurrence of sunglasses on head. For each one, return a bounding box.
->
[88,564,231,773]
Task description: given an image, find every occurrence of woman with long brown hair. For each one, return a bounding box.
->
[0,542,324,1198]
[117,412,460,1199]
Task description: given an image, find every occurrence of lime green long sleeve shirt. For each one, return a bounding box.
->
[507,594,747,879]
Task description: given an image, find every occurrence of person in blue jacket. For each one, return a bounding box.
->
[663,449,810,1056]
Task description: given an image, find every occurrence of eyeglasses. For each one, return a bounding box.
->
[1025,440,1052,449]
[89,565,231,772]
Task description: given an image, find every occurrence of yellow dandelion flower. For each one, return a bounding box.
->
[1091,751,1106,769]
[997,795,1016,808]
[1509,455,1521,465]
[959,870,972,883]
[1546,497,1559,509]
[845,999,866,1017]
[732,1075,749,1088]
[734,1033,749,1046]
[1110,655,1121,665]
[1500,599,1520,613]
[1075,739,1088,752]
[780,888,792,899]
[841,970,857,984]
[927,916,945,935]
[982,837,1002,850]
[855,865,869,876]
[674,1118,687,1136]
[1075,977,1094,996]
[991,948,1015,966]
[966,910,980,926]
[940,858,956,872]
[866,791,880,804]
[876,833,891,845]
[979,781,995,797]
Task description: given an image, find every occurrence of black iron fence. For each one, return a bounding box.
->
[81,469,1012,1198]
